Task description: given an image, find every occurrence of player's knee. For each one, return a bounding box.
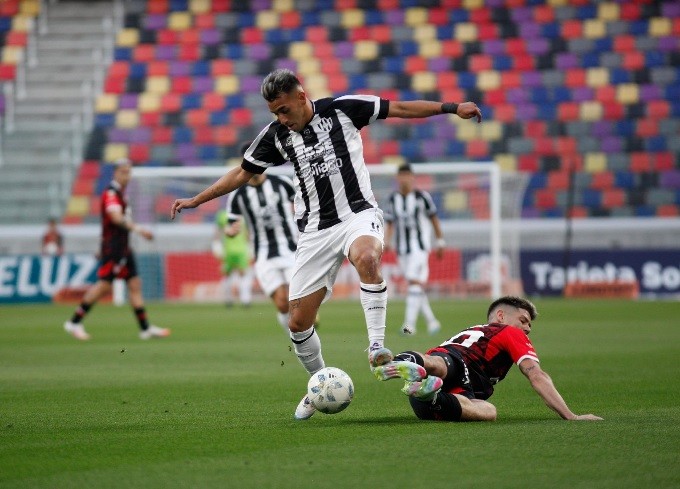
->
[352,248,382,276]
[288,313,314,333]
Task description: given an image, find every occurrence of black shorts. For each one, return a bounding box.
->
[97,252,138,281]
[429,350,475,400]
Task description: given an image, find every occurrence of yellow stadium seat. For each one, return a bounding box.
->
[116,109,139,128]
[583,19,606,39]
[462,0,484,9]
[616,84,639,105]
[66,196,90,217]
[411,71,437,92]
[214,75,239,95]
[297,58,320,76]
[95,94,118,113]
[302,74,330,99]
[580,101,603,121]
[104,143,128,162]
[116,28,139,47]
[586,67,609,88]
[2,46,23,64]
[189,0,210,14]
[405,7,428,27]
[456,119,480,142]
[20,0,40,16]
[546,0,568,6]
[584,153,607,173]
[138,93,161,112]
[256,10,279,30]
[495,154,517,172]
[289,41,312,60]
[477,70,501,91]
[341,9,365,28]
[418,39,442,58]
[648,17,671,37]
[455,23,477,42]
[146,76,170,94]
[445,190,468,212]
[597,2,619,21]
[12,15,32,32]
[413,25,437,42]
[272,0,294,12]
[383,155,406,166]
[481,121,503,141]
[168,12,192,31]
[354,40,378,60]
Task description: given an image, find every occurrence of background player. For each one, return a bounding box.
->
[170,69,482,420]
[212,207,254,308]
[384,163,445,336]
[226,161,297,332]
[63,159,170,341]
[373,296,603,422]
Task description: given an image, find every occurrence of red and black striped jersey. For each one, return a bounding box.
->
[100,181,129,257]
[428,323,539,399]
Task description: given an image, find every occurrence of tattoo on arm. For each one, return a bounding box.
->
[521,364,537,374]
[290,299,301,310]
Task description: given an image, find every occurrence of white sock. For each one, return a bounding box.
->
[239,269,253,304]
[277,311,290,332]
[220,276,232,303]
[420,292,437,324]
[405,284,422,329]
[360,281,387,350]
[290,328,325,375]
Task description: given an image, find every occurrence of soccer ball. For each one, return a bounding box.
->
[307,367,354,415]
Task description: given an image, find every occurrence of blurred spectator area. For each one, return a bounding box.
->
[63,0,680,224]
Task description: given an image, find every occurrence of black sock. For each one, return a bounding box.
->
[71,302,92,323]
[134,307,149,330]
[395,350,425,367]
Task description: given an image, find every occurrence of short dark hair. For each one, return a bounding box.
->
[260,69,302,102]
[487,296,538,321]
[397,163,413,174]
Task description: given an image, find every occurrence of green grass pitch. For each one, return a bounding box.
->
[1,298,679,488]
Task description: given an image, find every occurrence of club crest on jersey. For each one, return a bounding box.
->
[284,136,293,147]
[317,117,333,132]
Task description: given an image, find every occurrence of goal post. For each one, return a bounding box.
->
[129,162,527,302]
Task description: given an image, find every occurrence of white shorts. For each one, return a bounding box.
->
[398,249,430,283]
[255,254,295,297]
[289,208,385,302]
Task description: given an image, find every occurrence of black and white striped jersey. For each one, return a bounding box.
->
[227,175,297,261]
[384,190,438,255]
[241,95,390,233]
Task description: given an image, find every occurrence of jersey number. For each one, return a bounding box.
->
[442,330,484,348]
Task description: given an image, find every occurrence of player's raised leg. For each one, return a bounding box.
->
[63,280,112,340]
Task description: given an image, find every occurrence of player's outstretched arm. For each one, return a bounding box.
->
[387,100,482,123]
[519,359,603,421]
[171,166,254,219]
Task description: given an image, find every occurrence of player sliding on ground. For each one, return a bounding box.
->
[171,69,482,420]
[371,296,603,421]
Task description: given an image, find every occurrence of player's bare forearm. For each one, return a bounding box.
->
[388,100,482,122]
[171,166,253,219]
[521,360,603,421]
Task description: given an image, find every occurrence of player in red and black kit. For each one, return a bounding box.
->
[63,159,170,341]
[372,296,602,422]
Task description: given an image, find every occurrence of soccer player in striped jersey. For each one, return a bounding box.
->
[64,159,170,341]
[373,296,603,422]
[226,165,298,333]
[171,69,482,419]
[385,163,445,336]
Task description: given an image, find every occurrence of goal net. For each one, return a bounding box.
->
[127,162,528,302]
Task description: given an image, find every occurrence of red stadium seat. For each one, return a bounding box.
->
[129,143,150,163]
[140,112,162,127]
[212,126,237,145]
[561,20,583,39]
[171,76,193,93]
[152,127,173,143]
[518,154,540,172]
[630,153,653,172]
[185,109,209,126]
[547,171,570,190]
[657,205,679,217]
[535,189,557,209]
[653,152,674,171]
[591,172,615,190]
[601,188,626,208]
[500,71,522,88]
[280,12,301,29]
[210,59,232,75]
[202,92,225,111]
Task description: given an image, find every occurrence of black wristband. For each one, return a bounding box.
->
[441,102,459,114]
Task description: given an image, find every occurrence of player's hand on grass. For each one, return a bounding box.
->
[171,198,198,220]
[572,414,604,421]
[457,102,482,123]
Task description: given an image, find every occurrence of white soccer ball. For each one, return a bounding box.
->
[307,367,354,415]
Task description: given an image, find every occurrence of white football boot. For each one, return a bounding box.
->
[294,394,316,420]
[64,321,91,341]
[139,325,171,340]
